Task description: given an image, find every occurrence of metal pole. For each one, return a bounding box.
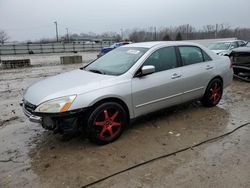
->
[154,27,157,41]
[215,24,218,39]
[54,21,59,42]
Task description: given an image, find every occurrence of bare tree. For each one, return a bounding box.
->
[0,30,9,44]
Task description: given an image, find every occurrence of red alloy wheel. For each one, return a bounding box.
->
[209,82,222,105]
[201,78,223,107]
[93,108,122,141]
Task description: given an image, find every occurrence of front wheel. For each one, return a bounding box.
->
[201,79,223,107]
[86,102,127,145]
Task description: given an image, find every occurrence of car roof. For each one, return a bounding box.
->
[123,41,203,48]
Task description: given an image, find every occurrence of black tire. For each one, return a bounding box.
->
[86,102,127,145]
[201,78,223,107]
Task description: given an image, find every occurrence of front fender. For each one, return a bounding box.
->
[68,81,134,118]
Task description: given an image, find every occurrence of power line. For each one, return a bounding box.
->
[81,122,250,188]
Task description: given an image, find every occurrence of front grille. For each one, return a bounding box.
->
[24,100,37,113]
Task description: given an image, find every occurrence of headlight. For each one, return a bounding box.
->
[218,52,228,56]
[35,95,76,113]
[217,52,224,56]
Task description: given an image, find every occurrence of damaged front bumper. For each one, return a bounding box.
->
[229,49,250,82]
[22,104,42,123]
[21,100,88,134]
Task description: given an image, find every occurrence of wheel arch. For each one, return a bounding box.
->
[90,97,130,122]
[209,75,223,87]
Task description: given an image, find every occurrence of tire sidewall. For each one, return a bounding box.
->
[86,102,127,144]
[202,78,223,107]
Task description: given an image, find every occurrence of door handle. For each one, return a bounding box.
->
[206,65,214,70]
[171,73,181,79]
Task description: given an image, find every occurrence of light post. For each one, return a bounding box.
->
[66,28,69,42]
[54,21,59,42]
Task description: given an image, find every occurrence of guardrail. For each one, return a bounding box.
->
[0,42,115,55]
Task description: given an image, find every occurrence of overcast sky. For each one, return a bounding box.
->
[0,0,249,41]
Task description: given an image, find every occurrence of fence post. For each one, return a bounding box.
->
[40,43,43,54]
[13,45,16,55]
[27,43,30,54]
[52,43,54,53]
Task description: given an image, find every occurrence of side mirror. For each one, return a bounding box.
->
[137,65,155,77]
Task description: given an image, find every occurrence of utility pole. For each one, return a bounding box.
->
[66,28,69,42]
[154,27,157,41]
[120,28,123,40]
[54,21,59,42]
[215,24,218,39]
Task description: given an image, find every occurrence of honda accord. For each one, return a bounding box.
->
[22,41,233,144]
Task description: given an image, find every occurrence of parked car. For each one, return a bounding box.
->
[84,41,96,45]
[208,40,246,56]
[97,41,131,58]
[229,41,250,82]
[22,41,233,144]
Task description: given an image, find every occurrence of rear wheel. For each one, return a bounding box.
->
[86,102,127,145]
[201,79,223,107]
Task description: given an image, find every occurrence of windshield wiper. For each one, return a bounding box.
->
[88,69,105,75]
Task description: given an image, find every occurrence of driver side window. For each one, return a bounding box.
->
[143,47,177,72]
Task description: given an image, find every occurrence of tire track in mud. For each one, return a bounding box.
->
[0,116,19,127]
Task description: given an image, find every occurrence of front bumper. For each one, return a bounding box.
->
[21,100,88,124]
[22,104,42,123]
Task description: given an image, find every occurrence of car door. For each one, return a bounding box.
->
[177,46,215,102]
[131,46,183,117]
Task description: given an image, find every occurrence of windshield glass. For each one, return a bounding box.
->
[85,47,148,75]
[208,42,231,50]
[246,42,250,47]
[110,43,121,48]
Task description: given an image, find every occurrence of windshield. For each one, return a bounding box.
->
[208,42,231,50]
[246,42,250,47]
[110,43,120,48]
[85,47,148,75]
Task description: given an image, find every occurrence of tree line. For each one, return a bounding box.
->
[64,24,250,43]
[128,24,250,42]
[1,24,250,44]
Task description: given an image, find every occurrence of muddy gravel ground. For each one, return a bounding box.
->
[0,60,250,188]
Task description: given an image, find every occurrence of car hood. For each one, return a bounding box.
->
[24,69,115,105]
[212,50,228,54]
[230,47,250,54]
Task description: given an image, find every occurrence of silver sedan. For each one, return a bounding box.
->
[22,41,233,144]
